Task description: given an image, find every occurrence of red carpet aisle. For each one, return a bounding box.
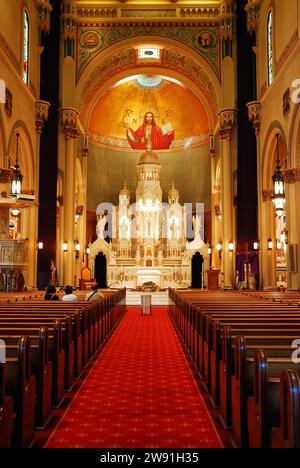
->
[45,307,223,448]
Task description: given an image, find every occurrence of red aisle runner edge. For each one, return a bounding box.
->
[45,307,223,449]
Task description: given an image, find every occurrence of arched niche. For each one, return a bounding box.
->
[8,121,34,192]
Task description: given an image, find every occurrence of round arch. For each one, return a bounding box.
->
[76,37,221,131]
[0,109,7,167]
[288,103,300,169]
[262,121,288,193]
[8,121,34,191]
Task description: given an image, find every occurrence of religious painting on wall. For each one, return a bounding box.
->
[88,75,210,151]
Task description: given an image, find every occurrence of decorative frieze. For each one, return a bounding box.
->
[247,100,262,136]
[0,240,28,266]
[179,7,219,18]
[284,169,300,184]
[218,108,237,141]
[35,100,50,134]
[0,239,28,291]
[59,107,79,140]
[245,0,261,34]
[34,0,52,34]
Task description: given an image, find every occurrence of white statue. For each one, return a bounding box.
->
[186,215,204,250]
[96,215,106,240]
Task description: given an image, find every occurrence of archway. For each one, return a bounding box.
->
[261,125,287,289]
[191,252,203,289]
[95,252,107,288]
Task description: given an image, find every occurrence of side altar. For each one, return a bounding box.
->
[90,149,209,289]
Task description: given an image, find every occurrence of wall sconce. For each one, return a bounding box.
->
[86,246,91,256]
[62,241,68,252]
[216,241,222,258]
[75,205,83,225]
[276,240,282,250]
[268,239,274,251]
[74,240,80,259]
[11,132,23,196]
[214,205,222,221]
[253,241,259,251]
[209,134,215,155]
[37,241,44,250]
[208,246,212,255]
[228,241,234,253]
[11,208,20,217]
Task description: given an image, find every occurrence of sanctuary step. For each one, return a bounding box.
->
[126,291,170,306]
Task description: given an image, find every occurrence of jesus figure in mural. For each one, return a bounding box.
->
[124,112,174,150]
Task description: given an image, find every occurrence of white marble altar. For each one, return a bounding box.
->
[90,149,209,289]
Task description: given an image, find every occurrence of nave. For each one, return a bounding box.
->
[43,306,222,449]
[2,288,300,449]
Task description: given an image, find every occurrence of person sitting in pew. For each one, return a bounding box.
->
[62,285,78,302]
[44,285,59,301]
[85,283,104,302]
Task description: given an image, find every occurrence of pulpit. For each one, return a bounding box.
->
[206,269,220,290]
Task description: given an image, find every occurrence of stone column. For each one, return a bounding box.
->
[218,109,237,288]
[59,107,79,286]
[247,100,262,286]
[26,100,51,288]
[285,169,300,290]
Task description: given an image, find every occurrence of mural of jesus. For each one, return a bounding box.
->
[124,112,174,150]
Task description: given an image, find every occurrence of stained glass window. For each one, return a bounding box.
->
[267,12,274,86]
[23,11,29,85]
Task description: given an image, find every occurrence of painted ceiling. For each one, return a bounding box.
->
[89,75,210,150]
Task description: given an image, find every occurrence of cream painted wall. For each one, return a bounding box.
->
[0,0,39,98]
[258,0,299,98]
[0,0,41,289]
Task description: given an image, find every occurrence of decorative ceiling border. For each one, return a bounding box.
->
[77,24,220,81]
[89,131,210,152]
[76,6,220,21]
[78,47,219,127]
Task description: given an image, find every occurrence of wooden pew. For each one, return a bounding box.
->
[230,336,298,448]
[272,370,300,448]
[1,328,52,429]
[4,336,36,448]
[0,320,64,408]
[247,350,300,448]
[0,362,14,448]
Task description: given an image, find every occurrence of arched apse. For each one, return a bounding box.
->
[8,121,34,192]
[76,38,221,132]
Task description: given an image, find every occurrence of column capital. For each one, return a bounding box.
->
[220,0,236,41]
[245,0,262,35]
[218,108,237,141]
[34,0,53,34]
[61,0,77,41]
[247,100,262,136]
[284,169,300,184]
[59,107,79,140]
[35,100,50,134]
